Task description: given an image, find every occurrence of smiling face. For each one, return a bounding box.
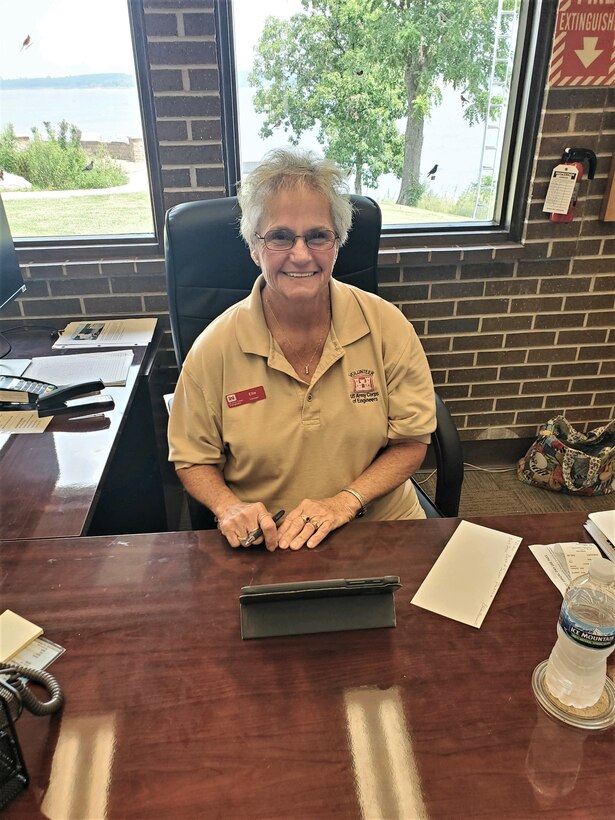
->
[251,185,338,306]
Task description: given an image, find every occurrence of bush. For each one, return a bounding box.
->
[0,124,20,176]
[400,179,426,207]
[0,120,128,191]
[417,177,495,219]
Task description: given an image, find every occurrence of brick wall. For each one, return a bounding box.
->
[3,0,614,443]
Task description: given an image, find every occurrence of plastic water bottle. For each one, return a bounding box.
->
[544,556,615,708]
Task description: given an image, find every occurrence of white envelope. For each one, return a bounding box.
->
[411,520,522,628]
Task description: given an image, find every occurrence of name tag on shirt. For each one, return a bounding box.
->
[226,386,266,408]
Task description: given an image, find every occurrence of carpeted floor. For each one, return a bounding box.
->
[417,466,614,517]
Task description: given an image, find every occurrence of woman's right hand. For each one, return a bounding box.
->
[216,502,280,551]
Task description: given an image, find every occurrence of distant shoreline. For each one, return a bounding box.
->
[0,73,136,90]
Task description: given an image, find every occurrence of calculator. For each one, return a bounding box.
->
[0,375,57,403]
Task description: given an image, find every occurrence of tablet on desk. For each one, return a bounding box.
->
[240,576,401,639]
[240,576,401,602]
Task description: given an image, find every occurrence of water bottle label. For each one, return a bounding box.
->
[559,605,615,649]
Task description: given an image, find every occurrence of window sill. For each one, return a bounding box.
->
[378,239,527,267]
[16,236,164,264]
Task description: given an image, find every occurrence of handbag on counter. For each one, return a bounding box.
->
[516,416,615,496]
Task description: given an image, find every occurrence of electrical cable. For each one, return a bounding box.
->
[415,462,516,486]
[0,663,64,718]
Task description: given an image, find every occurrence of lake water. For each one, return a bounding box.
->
[0,87,143,142]
[1,85,490,199]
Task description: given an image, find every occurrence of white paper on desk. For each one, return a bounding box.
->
[25,349,133,386]
[53,318,156,348]
[0,359,31,377]
[411,520,522,628]
[529,542,601,596]
[0,411,51,433]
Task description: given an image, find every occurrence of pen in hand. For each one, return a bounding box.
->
[244,509,285,546]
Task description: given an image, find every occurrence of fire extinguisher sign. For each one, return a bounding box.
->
[549,0,614,87]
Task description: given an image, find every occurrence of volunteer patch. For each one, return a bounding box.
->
[226,386,266,407]
[349,369,380,404]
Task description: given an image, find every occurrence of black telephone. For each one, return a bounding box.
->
[0,664,64,810]
[0,375,115,418]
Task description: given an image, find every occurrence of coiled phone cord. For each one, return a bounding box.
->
[0,663,64,718]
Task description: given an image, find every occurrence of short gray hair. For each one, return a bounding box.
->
[237,147,353,251]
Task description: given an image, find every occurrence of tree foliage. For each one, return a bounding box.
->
[249,0,508,204]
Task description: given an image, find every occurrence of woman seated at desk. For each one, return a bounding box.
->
[168,148,436,551]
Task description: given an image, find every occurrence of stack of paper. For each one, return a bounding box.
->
[585,511,615,563]
[0,610,43,662]
[53,318,157,349]
[24,350,134,387]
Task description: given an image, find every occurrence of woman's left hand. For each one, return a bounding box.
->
[276,494,358,550]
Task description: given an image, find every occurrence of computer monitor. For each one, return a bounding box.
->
[0,195,26,310]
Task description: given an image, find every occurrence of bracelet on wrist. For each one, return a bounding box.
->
[341,487,368,518]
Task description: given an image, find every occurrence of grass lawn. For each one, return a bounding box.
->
[378,200,473,225]
[4,192,155,237]
[3,191,473,237]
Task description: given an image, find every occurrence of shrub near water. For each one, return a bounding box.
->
[0,120,127,191]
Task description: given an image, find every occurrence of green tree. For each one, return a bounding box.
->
[250,0,405,195]
[249,0,509,205]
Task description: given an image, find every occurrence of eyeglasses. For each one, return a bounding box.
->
[255,228,339,251]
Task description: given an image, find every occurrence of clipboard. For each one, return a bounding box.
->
[239,576,401,639]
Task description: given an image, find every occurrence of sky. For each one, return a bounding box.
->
[0,0,295,79]
[0,0,135,79]
[232,0,301,72]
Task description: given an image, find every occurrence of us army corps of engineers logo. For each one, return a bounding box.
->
[349,369,380,404]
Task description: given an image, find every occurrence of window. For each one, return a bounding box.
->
[223,0,555,238]
[0,0,161,244]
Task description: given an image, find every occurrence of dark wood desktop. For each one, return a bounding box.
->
[3,513,613,819]
[0,323,166,539]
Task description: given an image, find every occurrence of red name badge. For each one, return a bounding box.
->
[225,386,266,408]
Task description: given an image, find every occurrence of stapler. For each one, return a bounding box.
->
[0,378,115,418]
[37,380,115,417]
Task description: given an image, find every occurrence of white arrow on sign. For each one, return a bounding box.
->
[575,37,603,68]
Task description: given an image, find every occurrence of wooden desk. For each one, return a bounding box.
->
[0,325,166,538]
[2,512,613,818]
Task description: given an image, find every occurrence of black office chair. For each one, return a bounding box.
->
[164,195,463,522]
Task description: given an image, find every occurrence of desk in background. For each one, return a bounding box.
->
[0,322,166,539]
[2,513,613,818]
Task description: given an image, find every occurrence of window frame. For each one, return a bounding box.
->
[219,0,557,248]
[10,0,165,262]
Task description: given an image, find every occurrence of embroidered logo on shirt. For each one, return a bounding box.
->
[226,386,266,408]
[352,375,374,393]
[349,370,380,404]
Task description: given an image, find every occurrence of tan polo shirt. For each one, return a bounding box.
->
[168,276,436,520]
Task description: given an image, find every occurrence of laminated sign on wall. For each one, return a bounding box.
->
[549,0,614,87]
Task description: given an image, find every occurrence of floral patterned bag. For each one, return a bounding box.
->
[516,416,615,496]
